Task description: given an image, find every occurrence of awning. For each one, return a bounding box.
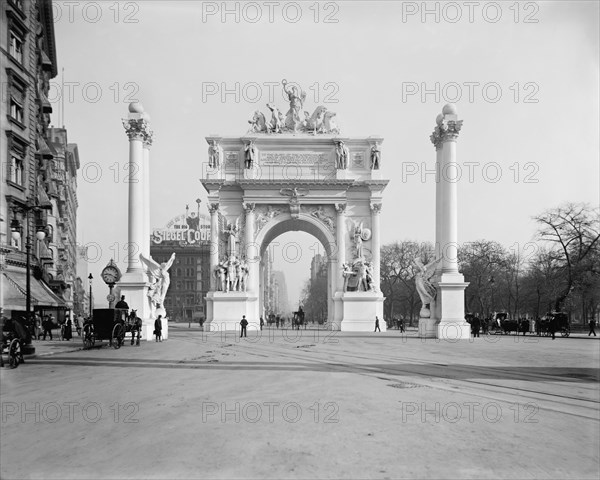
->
[1,271,68,309]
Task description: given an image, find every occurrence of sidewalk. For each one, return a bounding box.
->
[24,337,84,359]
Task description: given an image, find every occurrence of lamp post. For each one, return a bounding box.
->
[88,273,93,317]
[10,200,49,353]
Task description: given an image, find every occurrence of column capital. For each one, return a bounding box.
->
[335,203,347,214]
[243,202,256,213]
[370,203,382,214]
[440,120,463,143]
[208,203,219,214]
[430,128,443,150]
[143,129,154,148]
[122,118,151,142]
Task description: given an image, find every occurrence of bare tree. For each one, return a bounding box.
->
[534,203,600,311]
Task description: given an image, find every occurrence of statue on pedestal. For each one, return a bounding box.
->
[413,257,441,318]
[140,252,176,317]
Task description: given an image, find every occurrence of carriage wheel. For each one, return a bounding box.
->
[112,324,124,349]
[8,339,21,368]
[561,328,570,337]
[83,325,94,349]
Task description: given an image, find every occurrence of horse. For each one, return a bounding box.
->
[248,111,267,133]
[303,106,327,133]
[292,310,305,330]
[126,309,142,346]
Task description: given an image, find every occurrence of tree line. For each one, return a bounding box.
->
[380,203,599,325]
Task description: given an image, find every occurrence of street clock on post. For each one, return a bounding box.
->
[101,259,122,308]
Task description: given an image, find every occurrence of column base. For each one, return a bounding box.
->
[437,321,471,340]
[118,275,157,341]
[419,317,438,338]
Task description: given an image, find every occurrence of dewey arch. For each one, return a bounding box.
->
[200,84,387,331]
[201,132,388,332]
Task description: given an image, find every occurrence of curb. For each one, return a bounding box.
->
[23,346,84,360]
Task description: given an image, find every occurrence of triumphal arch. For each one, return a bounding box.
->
[201,81,388,331]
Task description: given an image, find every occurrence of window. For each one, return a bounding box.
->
[9,99,24,124]
[10,154,24,185]
[9,30,24,63]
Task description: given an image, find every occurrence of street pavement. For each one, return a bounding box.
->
[1,324,599,479]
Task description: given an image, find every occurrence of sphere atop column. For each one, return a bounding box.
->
[128,102,145,113]
[442,103,457,115]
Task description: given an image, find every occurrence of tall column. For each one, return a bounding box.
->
[370,203,382,290]
[142,133,153,258]
[122,104,150,274]
[208,203,219,290]
[441,139,459,273]
[243,202,256,294]
[335,203,346,292]
[431,118,444,275]
[434,103,470,340]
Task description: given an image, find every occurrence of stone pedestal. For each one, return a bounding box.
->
[204,291,259,331]
[418,317,438,338]
[117,272,165,340]
[334,292,385,332]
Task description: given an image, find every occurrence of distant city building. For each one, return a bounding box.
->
[150,203,211,322]
[272,270,290,315]
[310,254,326,281]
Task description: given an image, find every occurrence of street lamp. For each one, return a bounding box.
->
[10,201,49,353]
[88,273,93,317]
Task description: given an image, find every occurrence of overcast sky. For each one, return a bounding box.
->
[50,1,599,308]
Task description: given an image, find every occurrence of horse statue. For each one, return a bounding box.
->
[303,106,327,133]
[248,110,268,133]
[127,309,142,346]
[266,103,284,133]
[323,111,339,134]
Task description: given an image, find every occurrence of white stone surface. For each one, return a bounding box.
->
[204,291,259,331]
[335,292,386,332]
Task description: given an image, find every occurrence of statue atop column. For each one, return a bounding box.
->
[335,140,349,169]
[370,143,381,169]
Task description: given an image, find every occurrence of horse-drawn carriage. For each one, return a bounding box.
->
[83,308,142,350]
[538,312,570,337]
[484,312,530,335]
[1,318,27,368]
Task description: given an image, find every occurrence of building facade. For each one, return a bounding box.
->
[1,0,80,323]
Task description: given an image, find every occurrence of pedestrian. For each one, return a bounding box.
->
[589,319,597,336]
[42,315,53,340]
[374,316,381,332]
[115,295,129,309]
[34,313,42,340]
[472,316,481,338]
[240,315,248,337]
[260,316,264,331]
[549,315,557,340]
[399,318,405,333]
[154,315,163,342]
[63,317,73,341]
